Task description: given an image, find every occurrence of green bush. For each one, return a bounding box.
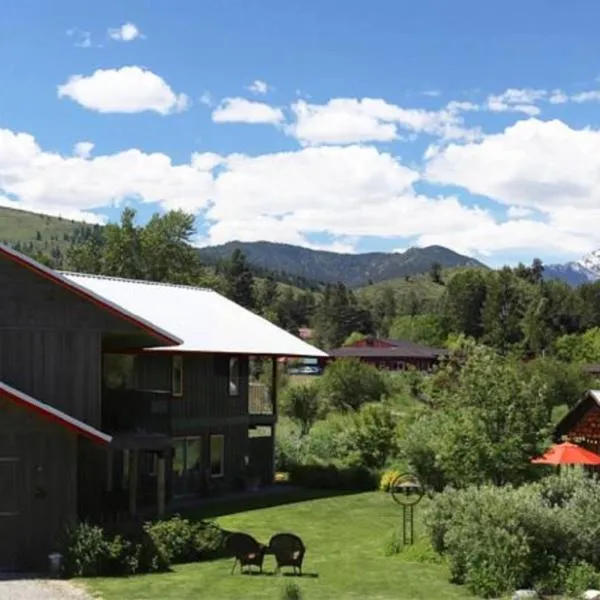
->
[144,515,224,563]
[288,463,378,491]
[563,561,600,597]
[60,522,109,577]
[423,472,600,598]
[59,521,170,578]
[275,418,303,471]
[320,358,388,411]
[60,516,224,578]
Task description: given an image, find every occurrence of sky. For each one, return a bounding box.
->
[2,0,600,267]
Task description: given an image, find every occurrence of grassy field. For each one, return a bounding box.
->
[84,490,475,600]
[0,206,89,250]
[355,266,489,306]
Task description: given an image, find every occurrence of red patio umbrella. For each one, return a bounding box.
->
[531,441,600,466]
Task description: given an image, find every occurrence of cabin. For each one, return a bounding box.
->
[325,337,447,371]
[554,390,600,452]
[0,244,326,570]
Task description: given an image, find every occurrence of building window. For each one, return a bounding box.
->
[228,357,240,396]
[210,434,225,478]
[172,356,183,397]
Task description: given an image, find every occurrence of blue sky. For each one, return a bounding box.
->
[1,0,600,266]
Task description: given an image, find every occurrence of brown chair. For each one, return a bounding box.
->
[268,533,306,575]
[225,532,267,574]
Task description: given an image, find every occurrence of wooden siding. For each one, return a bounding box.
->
[0,255,140,333]
[133,353,250,423]
[0,328,103,426]
[0,254,143,428]
[0,397,77,570]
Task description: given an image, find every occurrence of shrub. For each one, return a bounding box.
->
[320,358,388,411]
[379,469,401,492]
[280,382,322,435]
[288,463,378,491]
[275,418,303,471]
[563,561,600,597]
[383,529,403,556]
[301,413,355,465]
[59,521,109,577]
[348,403,399,469]
[144,515,224,564]
[59,521,170,578]
[281,582,303,600]
[424,472,600,598]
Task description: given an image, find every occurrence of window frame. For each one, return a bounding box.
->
[172,355,184,397]
[209,434,225,478]
[228,356,240,397]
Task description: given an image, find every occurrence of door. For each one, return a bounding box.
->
[0,457,22,570]
[171,437,202,497]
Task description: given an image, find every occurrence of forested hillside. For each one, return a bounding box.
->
[198,240,486,287]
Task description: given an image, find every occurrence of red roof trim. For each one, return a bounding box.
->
[0,245,182,347]
[0,381,112,446]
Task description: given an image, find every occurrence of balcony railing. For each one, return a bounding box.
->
[249,382,274,416]
[102,388,171,435]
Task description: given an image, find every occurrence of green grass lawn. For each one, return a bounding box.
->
[84,490,475,600]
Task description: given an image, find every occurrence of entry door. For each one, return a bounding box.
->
[172,437,202,497]
[0,457,22,570]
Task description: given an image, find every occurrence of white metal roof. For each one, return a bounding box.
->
[0,244,182,347]
[61,272,328,357]
[0,380,112,445]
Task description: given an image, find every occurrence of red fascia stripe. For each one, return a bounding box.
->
[0,386,111,446]
[0,246,179,347]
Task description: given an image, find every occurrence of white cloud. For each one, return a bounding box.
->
[549,90,569,104]
[247,80,269,95]
[211,97,284,124]
[0,127,214,221]
[197,145,490,246]
[571,90,600,103]
[57,67,189,115]
[287,98,479,146]
[424,118,600,255]
[506,206,533,218]
[199,91,213,106]
[108,22,143,42]
[5,113,600,260]
[484,88,546,116]
[66,28,95,48]
[73,141,94,159]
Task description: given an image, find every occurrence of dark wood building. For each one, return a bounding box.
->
[325,337,447,371]
[0,245,325,570]
[554,390,600,452]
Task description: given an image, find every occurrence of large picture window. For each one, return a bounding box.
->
[172,355,183,397]
[210,434,225,478]
[228,357,240,396]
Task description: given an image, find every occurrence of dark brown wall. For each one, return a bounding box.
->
[0,255,139,426]
[0,397,77,570]
[134,353,249,423]
[133,353,251,492]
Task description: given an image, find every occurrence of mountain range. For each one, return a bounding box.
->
[1,205,600,288]
[197,241,487,287]
[544,250,600,286]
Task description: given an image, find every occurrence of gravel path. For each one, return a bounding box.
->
[0,574,94,600]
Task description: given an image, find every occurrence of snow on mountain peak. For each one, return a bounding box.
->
[577,249,600,276]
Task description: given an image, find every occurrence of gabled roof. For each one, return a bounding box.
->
[0,244,182,348]
[554,390,600,441]
[0,380,112,446]
[329,346,441,359]
[62,272,328,357]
